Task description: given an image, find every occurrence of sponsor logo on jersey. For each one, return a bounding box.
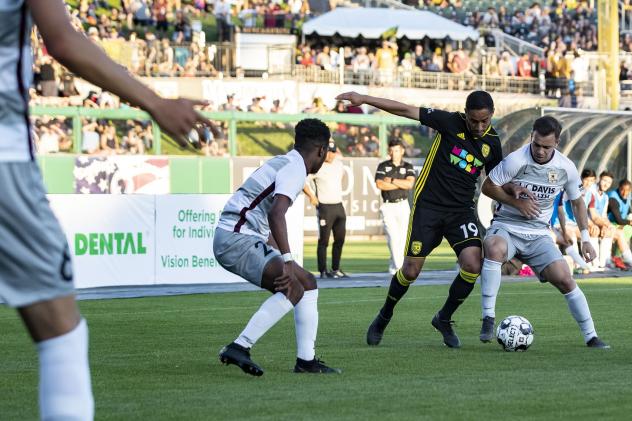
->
[457,132,465,140]
[411,241,422,255]
[399,168,406,174]
[450,145,484,175]
[481,144,490,158]
[75,232,147,256]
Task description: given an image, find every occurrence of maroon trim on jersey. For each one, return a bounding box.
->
[234,183,276,233]
[17,2,34,160]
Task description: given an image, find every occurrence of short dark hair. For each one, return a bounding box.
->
[465,91,494,112]
[532,115,562,139]
[581,169,596,179]
[619,179,632,188]
[600,171,614,180]
[294,118,330,152]
[388,139,404,148]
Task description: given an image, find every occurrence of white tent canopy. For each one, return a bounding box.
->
[302,8,479,41]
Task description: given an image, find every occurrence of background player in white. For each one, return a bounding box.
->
[215,119,341,376]
[478,116,609,348]
[0,1,214,420]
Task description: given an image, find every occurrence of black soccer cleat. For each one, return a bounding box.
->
[366,312,391,346]
[431,313,461,348]
[294,357,342,374]
[479,316,495,343]
[586,337,610,349]
[330,269,350,279]
[219,342,264,376]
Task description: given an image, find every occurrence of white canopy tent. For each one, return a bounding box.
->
[302,8,479,41]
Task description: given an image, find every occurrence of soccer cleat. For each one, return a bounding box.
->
[219,342,264,376]
[320,271,333,279]
[479,316,495,343]
[330,269,350,279]
[611,256,627,271]
[366,312,391,346]
[294,357,342,374]
[586,337,611,349]
[431,313,461,348]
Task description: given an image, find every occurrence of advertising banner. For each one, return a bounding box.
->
[48,194,304,289]
[49,194,155,288]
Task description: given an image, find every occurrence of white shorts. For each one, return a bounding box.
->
[0,161,74,307]
[486,224,564,281]
[213,228,281,286]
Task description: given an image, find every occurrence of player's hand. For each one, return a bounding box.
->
[273,262,304,303]
[505,183,536,201]
[384,177,392,184]
[581,241,596,263]
[512,196,540,219]
[335,91,365,107]
[589,224,600,237]
[148,97,215,147]
[309,196,319,207]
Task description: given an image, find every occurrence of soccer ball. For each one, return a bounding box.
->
[496,315,534,352]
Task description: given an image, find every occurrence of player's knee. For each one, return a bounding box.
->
[303,272,318,291]
[552,276,575,294]
[400,263,421,284]
[483,238,506,262]
[460,262,481,278]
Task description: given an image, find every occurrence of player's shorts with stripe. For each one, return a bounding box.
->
[485,224,565,281]
[405,206,482,258]
[213,228,281,286]
[0,161,74,307]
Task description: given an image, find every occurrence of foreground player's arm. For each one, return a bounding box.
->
[482,178,540,219]
[28,0,213,146]
[570,198,597,262]
[268,195,292,256]
[335,92,419,120]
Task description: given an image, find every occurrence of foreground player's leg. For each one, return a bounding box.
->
[19,295,94,421]
[367,258,423,346]
[433,247,481,348]
[292,267,341,373]
[480,258,502,342]
[480,234,510,343]
[220,259,295,376]
[542,261,610,349]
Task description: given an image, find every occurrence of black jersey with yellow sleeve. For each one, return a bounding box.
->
[413,107,503,212]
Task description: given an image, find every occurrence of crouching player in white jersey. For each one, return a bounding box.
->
[216,119,341,375]
[478,116,609,348]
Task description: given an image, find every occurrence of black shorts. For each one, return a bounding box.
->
[405,206,482,258]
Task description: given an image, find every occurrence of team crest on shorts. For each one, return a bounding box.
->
[411,241,422,255]
[548,171,558,183]
[481,144,490,158]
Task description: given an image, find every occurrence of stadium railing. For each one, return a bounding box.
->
[292,65,595,96]
[30,106,418,157]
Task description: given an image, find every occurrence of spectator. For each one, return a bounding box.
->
[517,53,532,77]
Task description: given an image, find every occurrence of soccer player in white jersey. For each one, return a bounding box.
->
[215,119,341,375]
[1,1,214,419]
[478,116,609,348]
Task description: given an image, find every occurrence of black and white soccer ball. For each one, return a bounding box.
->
[496,315,534,352]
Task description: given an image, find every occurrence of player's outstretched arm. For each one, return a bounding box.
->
[335,92,419,120]
[571,198,597,262]
[482,177,540,219]
[28,0,214,146]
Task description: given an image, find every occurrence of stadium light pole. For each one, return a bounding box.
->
[597,0,620,110]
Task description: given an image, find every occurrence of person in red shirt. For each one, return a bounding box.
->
[517,53,532,77]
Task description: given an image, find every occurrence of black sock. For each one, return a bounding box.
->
[380,273,410,320]
[438,271,477,320]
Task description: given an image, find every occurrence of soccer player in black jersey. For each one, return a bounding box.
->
[336,90,503,348]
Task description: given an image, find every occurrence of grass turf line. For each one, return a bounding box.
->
[1,279,631,420]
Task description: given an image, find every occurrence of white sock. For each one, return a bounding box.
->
[589,237,600,268]
[481,258,502,319]
[565,245,590,270]
[599,237,613,267]
[564,287,597,343]
[37,318,94,421]
[234,292,293,348]
[294,289,319,361]
[622,249,632,266]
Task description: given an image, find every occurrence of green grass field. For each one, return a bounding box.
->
[2,278,631,420]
